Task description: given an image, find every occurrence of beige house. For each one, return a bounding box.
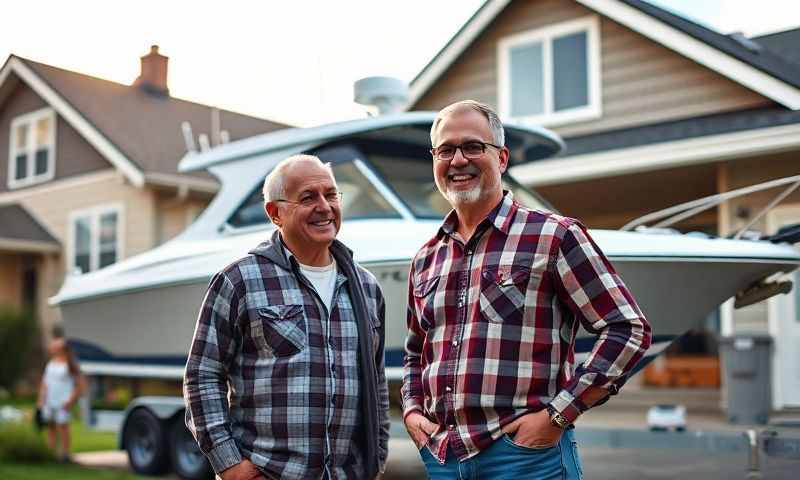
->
[0,47,288,342]
[406,0,800,407]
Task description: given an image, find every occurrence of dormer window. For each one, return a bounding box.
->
[8,108,56,188]
[498,16,601,127]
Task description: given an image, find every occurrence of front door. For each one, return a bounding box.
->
[768,205,800,410]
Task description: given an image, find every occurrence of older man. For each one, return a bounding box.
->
[402,101,651,479]
[184,154,389,480]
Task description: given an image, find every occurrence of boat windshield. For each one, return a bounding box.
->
[226,135,555,230]
[366,152,554,219]
[226,158,402,229]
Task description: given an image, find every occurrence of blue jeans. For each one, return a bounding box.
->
[420,429,583,480]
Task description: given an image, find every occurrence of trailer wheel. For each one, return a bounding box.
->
[124,408,169,475]
[170,419,213,479]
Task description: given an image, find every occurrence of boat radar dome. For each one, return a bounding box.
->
[354,76,408,115]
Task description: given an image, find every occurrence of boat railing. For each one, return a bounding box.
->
[621,174,800,238]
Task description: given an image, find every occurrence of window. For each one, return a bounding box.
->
[69,205,123,274]
[227,152,401,230]
[8,108,56,188]
[498,16,600,127]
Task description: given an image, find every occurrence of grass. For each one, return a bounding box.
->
[1,398,141,479]
[0,463,149,480]
[1,398,117,453]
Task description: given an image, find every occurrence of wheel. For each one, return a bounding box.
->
[123,408,170,475]
[170,419,213,480]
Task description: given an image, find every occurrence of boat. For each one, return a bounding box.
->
[51,112,800,380]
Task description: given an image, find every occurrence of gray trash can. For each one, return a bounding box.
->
[719,335,772,424]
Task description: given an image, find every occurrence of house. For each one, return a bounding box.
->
[405,0,800,410]
[0,46,289,344]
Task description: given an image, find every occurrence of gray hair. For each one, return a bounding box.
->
[262,154,332,202]
[430,100,505,147]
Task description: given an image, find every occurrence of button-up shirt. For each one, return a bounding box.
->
[184,236,388,479]
[402,191,651,463]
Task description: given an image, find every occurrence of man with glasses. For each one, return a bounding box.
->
[402,100,651,479]
[184,154,389,479]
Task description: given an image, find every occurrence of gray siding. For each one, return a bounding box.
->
[0,79,109,193]
[412,0,771,137]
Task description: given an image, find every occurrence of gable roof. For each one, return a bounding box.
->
[407,0,800,110]
[0,55,289,187]
[0,204,60,252]
[753,28,800,67]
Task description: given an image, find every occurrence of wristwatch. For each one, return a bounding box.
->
[546,404,571,430]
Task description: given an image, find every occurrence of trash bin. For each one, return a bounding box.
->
[719,335,772,424]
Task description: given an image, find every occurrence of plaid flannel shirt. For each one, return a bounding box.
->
[402,191,651,462]
[184,235,389,479]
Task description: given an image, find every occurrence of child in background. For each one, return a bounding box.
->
[36,336,87,462]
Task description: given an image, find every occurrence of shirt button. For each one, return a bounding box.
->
[445,386,452,392]
[452,340,458,347]
[448,424,455,430]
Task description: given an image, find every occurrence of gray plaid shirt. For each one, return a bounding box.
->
[184,235,388,479]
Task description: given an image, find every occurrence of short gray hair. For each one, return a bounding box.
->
[430,100,505,147]
[262,154,332,202]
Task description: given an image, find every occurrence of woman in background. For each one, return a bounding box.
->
[36,336,87,462]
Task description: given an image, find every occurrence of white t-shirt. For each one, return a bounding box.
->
[299,260,338,314]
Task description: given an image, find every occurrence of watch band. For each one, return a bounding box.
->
[546,404,571,429]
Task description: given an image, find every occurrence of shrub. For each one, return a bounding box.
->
[0,307,37,393]
[0,421,55,463]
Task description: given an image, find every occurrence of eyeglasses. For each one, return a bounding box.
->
[273,191,343,208]
[431,140,502,162]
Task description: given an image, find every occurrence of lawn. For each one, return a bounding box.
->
[0,463,148,480]
[1,398,117,452]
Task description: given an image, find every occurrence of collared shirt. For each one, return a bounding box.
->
[184,237,387,479]
[402,191,651,463]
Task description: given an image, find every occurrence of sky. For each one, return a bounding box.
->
[1,0,799,128]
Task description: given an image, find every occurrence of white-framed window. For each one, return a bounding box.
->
[8,107,56,188]
[68,204,124,274]
[498,16,601,127]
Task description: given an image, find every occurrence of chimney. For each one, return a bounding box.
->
[134,45,169,95]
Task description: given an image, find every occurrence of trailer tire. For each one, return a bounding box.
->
[123,408,170,475]
[170,419,213,479]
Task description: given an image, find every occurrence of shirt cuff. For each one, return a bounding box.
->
[207,438,242,474]
[549,389,588,425]
[402,403,423,422]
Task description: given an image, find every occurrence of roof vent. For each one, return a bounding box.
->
[728,32,763,54]
[354,76,408,115]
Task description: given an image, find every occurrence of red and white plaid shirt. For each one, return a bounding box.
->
[402,191,651,462]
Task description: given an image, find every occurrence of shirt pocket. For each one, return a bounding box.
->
[479,266,533,324]
[412,275,440,331]
[251,304,307,357]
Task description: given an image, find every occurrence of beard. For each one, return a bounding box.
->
[445,184,482,205]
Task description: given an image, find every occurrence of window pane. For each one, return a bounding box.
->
[15,154,28,180]
[510,42,544,117]
[35,117,51,147]
[74,217,92,273]
[35,150,48,175]
[227,189,272,228]
[553,31,588,111]
[99,212,118,268]
[329,161,400,220]
[15,124,28,149]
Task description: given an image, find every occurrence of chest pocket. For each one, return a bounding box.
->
[479,266,533,324]
[412,275,440,331]
[251,304,307,357]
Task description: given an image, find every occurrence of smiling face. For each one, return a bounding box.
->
[265,158,341,264]
[431,106,509,210]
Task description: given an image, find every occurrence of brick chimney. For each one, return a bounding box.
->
[134,45,169,95]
